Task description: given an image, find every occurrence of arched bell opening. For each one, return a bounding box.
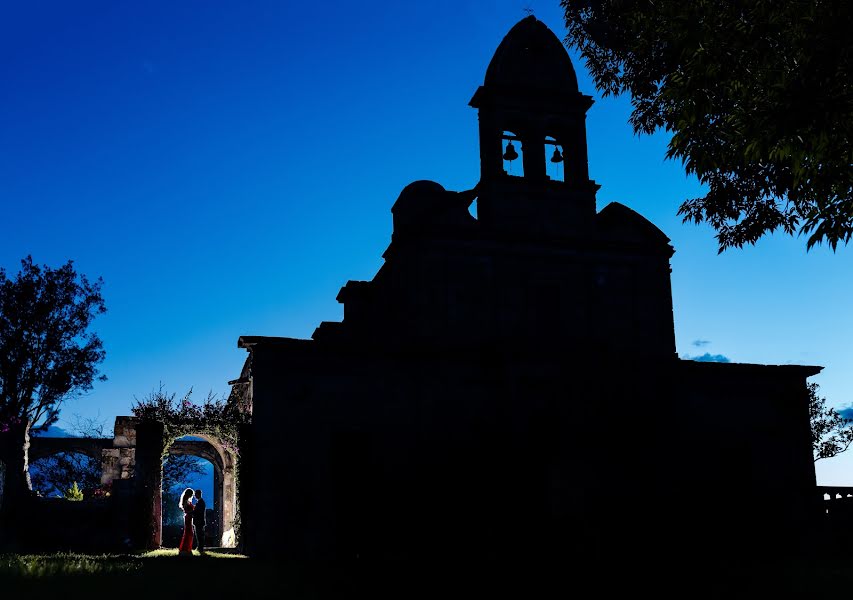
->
[545,135,564,182]
[502,131,524,177]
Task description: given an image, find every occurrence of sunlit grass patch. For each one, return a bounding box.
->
[0,548,245,578]
[143,548,246,558]
[0,548,322,600]
[0,552,143,577]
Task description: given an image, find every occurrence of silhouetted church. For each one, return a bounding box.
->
[234,17,819,564]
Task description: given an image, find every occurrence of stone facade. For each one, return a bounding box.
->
[236,16,820,566]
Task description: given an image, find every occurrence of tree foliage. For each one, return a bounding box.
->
[0,256,106,432]
[561,0,853,251]
[809,383,853,462]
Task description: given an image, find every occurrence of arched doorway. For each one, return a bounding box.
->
[27,437,113,499]
[160,433,237,548]
[29,451,100,498]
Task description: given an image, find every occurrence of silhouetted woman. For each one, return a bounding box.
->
[178,487,195,556]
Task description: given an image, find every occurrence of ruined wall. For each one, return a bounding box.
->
[100,416,138,484]
[246,339,819,565]
[248,340,661,560]
[669,361,820,559]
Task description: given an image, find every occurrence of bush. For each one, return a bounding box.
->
[63,481,83,501]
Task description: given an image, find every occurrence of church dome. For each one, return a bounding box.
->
[391,180,475,233]
[484,16,579,95]
[392,180,447,216]
[391,180,448,229]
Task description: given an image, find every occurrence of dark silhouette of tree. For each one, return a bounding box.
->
[561,0,853,251]
[0,256,106,432]
[810,383,853,461]
[0,256,106,512]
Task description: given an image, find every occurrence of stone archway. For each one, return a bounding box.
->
[28,437,113,463]
[28,436,115,497]
[164,434,237,547]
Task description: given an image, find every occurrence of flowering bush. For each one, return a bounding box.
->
[131,386,250,457]
[90,482,112,499]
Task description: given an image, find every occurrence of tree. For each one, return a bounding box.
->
[809,383,853,461]
[0,256,106,515]
[561,0,853,251]
[0,256,107,432]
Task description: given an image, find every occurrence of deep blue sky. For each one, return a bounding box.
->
[3,1,853,485]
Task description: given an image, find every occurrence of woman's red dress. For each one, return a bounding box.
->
[178,503,194,554]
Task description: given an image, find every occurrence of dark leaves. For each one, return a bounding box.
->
[561,0,853,251]
[809,383,853,462]
[0,256,106,430]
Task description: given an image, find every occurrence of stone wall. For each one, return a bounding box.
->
[5,415,243,552]
[99,416,139,485]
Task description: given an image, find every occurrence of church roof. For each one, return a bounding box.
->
[483,16,579,95]
[597,202,672,247]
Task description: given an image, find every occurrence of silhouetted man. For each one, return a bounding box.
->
[193,489,206,552]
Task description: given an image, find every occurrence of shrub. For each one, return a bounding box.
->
[63,481,83,501]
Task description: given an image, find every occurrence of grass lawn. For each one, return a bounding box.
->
[4,550,853,598]
[0,549,356,599]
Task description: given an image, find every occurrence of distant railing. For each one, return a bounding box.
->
[818,486,853,518]
[818,486,853,554]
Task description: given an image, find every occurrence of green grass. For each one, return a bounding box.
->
[0,550,346,599]
[142,548,246,558]
[5,551,853,599]
[0,552,144,577]
[0,549,247,577]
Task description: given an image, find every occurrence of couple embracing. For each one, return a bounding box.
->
[178,488,206,556]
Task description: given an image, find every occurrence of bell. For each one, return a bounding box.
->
[550,147,564,163]
[503,141,518,162]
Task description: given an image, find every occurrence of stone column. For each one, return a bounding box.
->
[213,464,223,544]
[236,423,253,555]
[134,421,164,550]
[521,125,546,182]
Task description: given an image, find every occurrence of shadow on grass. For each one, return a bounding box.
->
[4,551,853,599]
[0,550,349,599]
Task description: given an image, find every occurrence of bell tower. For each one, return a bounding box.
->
[469,16,599,233]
